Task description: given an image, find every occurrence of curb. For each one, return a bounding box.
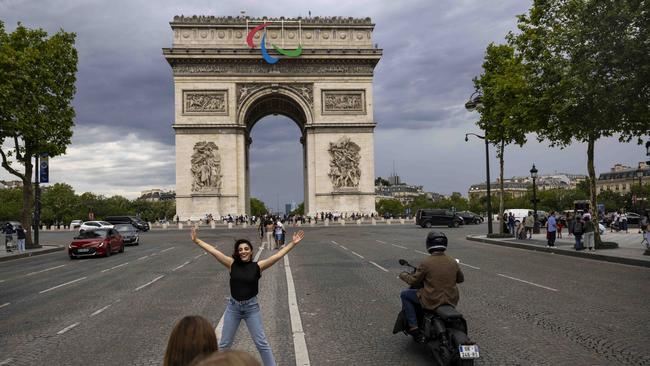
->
[466,235,650,269]
[0,246,64,262]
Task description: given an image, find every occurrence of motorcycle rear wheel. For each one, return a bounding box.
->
[427,341,451,366]
[457,359,475,366]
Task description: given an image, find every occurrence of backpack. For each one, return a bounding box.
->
[573,221,583,235]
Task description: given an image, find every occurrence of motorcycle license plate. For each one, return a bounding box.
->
[459,345,479,359]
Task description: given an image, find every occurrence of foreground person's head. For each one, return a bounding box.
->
[164,315,218,366]
[191,350,261,366]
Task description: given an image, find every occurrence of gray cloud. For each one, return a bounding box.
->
[1,1,645,210]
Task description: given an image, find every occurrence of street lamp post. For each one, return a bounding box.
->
[530,164,539,234]
[465,91,493,235]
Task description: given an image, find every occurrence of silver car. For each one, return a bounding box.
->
[114,223,140,245]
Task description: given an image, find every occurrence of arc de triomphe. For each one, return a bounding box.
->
[163,16,382,219]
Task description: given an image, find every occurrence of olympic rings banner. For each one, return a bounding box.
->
[246,22,303,64]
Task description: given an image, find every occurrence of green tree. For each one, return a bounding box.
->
[376,199,404,217]
[0,22,77,247]
[250,197,269,217]
[473,43,529,234]
[0,187,22,221]
[374,177,391,186]
[407,195,435,213]
[40,183,78,226]
[290,202,305,216]
[513,0,650,246]
[78,192,101,221]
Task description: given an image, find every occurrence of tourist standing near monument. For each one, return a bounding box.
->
[190,227,305,366]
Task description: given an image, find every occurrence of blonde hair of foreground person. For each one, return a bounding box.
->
[164,315,218,366]
[190,350,262,366]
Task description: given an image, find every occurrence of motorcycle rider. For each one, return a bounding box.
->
[399,231,464,343]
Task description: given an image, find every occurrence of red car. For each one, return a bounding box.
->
[68,228,124,259]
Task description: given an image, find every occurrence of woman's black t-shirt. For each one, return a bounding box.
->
[230,260,261,301]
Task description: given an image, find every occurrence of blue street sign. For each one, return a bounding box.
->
[40,154,49,183]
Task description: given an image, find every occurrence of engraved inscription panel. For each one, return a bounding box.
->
[183,90,228,115]
[322,90,366,115]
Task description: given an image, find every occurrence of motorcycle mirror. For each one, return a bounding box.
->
[398,259,408,266]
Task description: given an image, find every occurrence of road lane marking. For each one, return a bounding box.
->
[137,255,149,260]
[391,244,407,249]
[350,251,364,259]
[134,275,165,291]
[39,277,87,294]
[57,322,80,335]
[173,261,190,271]
[376,240,386,244]
[0,358,13,365]
[460,263,480,270]
[497,274,558,292]
[284,255,310,365]
[101,262,129,273]
[150,253,157,257]
[160,247,175,253]
[415,250,428,255]
[331,240,339,245]
[26,264,66,276]
[369,261,389,272]
[0,303,9,309]
[339,245,349,251]
[0,280,4,283]
[194,254,203,259]
[90,305,111,317]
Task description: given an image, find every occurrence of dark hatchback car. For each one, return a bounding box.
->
[457,211,483,224]
[105,216,150,232]
[114,224,140,245]
[416,209,464,228]
[68,229,124,259]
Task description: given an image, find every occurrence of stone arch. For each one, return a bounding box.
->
[237,85,314,131]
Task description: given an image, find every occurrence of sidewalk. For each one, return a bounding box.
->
[0,244,64,263]
[466,230,650,268]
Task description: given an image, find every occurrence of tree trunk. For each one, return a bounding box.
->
[587,136,601,248]
[21,155,37,248]
[498,140,505,234]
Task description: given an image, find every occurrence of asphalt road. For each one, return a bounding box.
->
[1,224,649,365]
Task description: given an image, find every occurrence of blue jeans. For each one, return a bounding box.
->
[219,296,276,366]
[400,289,420,328]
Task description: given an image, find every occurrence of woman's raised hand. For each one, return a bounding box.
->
[292,230,305,245]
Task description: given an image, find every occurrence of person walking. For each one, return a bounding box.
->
[16,225,26,253]
[583,213,595,251]
[190,227,305,366]
[546,211,557,247]
[507,213,516,236]
[264,218,274,249]
[3,222,15,253]
[272,220,284,250]
[524,211,535,239]
[258,217,265,247]
[572,215,584,250]
[567,213,575,238]
[557,215,565,239]
[620,212,629,233]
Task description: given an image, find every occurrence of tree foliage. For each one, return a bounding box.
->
[512,0,650,246]
[376,199,404,216]
[250,197,269,217]
[0,22,77,247]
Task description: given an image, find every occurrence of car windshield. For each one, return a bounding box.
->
[99,221,112,226]
[115,224,135,231]
[76,230,108,239]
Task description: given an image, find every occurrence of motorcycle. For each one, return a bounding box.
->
[393,259,479,366]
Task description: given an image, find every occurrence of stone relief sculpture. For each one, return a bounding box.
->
[172,61,376,76]
[191,142,222,192]
[328,137,361,189]
[236,83,313,110]
[184,91,227,114]
[323,91,364,113]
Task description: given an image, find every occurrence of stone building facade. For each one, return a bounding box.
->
[596,162,649,195]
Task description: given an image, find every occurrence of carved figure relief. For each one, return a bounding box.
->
[322,90,365,114]
[328,137,361,189]
[191,142,222,192]
[183,91,228,115]
[172,61,376,76]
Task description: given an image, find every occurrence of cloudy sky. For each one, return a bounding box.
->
[1,0,646,213]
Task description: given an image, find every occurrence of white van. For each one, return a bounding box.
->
[503,209,533,224]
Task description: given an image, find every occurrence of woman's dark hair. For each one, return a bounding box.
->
[163,315,218,366]
[232,239,253,260]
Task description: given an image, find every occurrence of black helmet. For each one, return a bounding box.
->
[426,231,447,253]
